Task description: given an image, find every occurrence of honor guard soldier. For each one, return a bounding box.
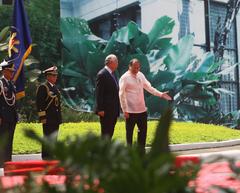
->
[0,59,17,169]
[36,66,62,160]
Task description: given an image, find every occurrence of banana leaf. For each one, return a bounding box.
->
[0,26,10,43]
[183,72,219,82]
[103,21,149,54]
[164,34,194,73]
[86,51,105,77]
[146,96,170,117]
[147,16,175,51]
[150,70,175,86]
[194,52,215,73]
[177,103,210,121]
[61,17,92,38]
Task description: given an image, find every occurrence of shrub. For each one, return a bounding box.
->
[61,105,99,122]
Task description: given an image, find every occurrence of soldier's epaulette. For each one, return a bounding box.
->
[36,83,53,101]
[45,83,58,100]
[36,83,49,96]
[37,82,59,110]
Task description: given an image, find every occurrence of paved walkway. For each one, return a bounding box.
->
[12,153,41,161]
[174,145,240,159]
[12,139,240,161]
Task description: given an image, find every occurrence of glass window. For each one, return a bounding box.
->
[179,0,206,46]
[209,1,238,113]
[209,1,236,50]
[89,4,141,39]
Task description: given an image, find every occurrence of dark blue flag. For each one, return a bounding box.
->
[10,0,32,99]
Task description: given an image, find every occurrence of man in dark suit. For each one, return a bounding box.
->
[36,66,62,160]
[0,59,17,170]
[95,54,120,139]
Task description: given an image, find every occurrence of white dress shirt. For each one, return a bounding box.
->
[119,71,163,113]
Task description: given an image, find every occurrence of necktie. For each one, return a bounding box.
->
[111,72,118,86]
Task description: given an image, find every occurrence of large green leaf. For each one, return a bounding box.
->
[104,21,149,54]
[61,18,105,55]
[194,52,215,72]
[0,43,8,51]
[147,50,167,64]
[190,90,215,100]
[183,72,219,82]
[63,40,100,76]
[146,96,170,117]
[86,51,105,77]
[24,57,40,66]
[62,68,84,78]
[177,103,210,121]
[0,26,10,43]
[147,16,175,51]
[208,60,224,73]
[27,69,41,82]
[85,34,108,45]
[150,70,175,86]
[219,110,240,128]
[61,17,92,38]
[151,37,172,50]
[164,35,194,72]
[0,27,10,53]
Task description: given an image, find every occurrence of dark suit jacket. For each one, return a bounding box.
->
[36,82,62,125]
[95,67,120,117]
[0,78,17,123]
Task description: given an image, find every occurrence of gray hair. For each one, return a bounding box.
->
[105,54,117,66]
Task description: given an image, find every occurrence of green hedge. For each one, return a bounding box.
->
[13,121,240,154]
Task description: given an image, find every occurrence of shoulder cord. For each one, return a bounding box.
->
[42,83,59,110]
[0,80,15,106]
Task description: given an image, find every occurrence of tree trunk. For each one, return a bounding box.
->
[213,0,240,62]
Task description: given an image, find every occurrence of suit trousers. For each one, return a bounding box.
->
[0,120,16,167]
[100,113,118,139]
[126,112,147,149]
[42,123,59,160]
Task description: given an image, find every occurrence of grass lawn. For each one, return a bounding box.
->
[14,121,240,154]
